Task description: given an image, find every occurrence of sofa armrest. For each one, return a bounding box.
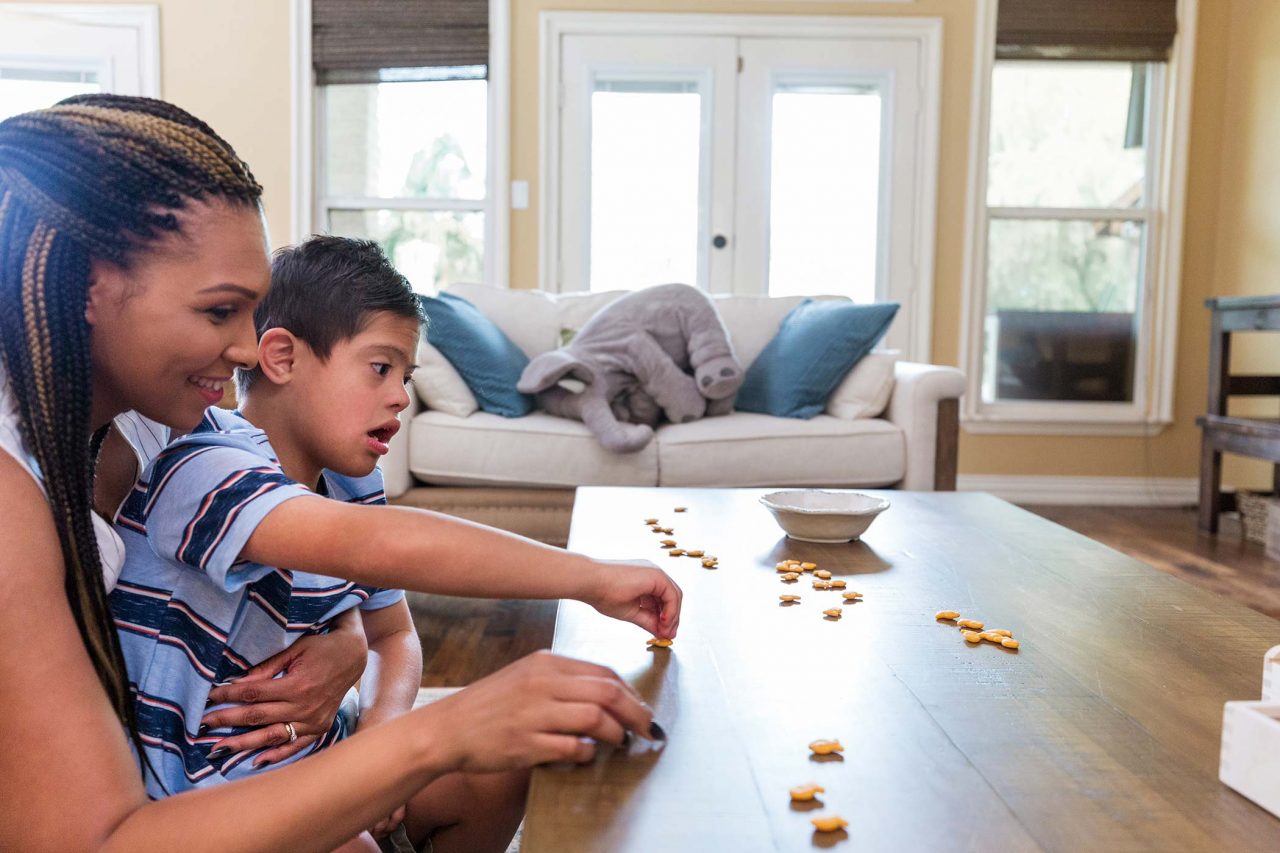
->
[383,390,420,499]
[885,361,965,491]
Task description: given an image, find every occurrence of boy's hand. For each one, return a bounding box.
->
[582,559,682,638]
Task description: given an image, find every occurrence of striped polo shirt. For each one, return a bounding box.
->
[109,407,403,797]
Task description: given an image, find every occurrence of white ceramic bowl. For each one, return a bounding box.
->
[758,490,890,543]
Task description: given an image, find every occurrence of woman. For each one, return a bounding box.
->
[0,95,675,851]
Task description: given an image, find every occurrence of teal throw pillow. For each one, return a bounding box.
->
[736,299,900,419]
[419,292,533,417]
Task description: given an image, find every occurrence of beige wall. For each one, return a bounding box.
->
[53,0,1276,486]
[38,0,294,251]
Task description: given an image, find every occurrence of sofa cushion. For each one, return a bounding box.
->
[656,413,904,487]
[737,300,899,419]
[420,292,534,417]
[709,294,809,369]
[826,349,898,420]
[447,283,560,359]
[412,339,479,418]
[408,411,658,488]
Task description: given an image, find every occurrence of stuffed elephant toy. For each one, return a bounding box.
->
[516,283,743,453]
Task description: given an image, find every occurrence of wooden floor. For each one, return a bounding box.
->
[413,504,1279,687]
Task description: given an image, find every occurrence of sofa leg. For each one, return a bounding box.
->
[934,398,959,491]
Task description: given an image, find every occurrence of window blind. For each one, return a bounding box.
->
[313,0,488,84]
[996,0,1178,62]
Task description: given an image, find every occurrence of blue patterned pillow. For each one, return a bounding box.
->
[418,292,533,417]
[736,299,900,419]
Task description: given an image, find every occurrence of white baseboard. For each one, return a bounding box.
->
[956,475,1199,506]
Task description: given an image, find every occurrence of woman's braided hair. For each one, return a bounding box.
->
[0,95,263,736]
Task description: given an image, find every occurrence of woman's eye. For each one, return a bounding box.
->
[205,306,236,321]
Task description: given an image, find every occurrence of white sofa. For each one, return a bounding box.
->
[384,284,964,544]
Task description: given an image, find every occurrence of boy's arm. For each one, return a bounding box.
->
[243,498,682,639]
[357,600,423,731]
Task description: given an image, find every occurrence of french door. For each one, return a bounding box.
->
[550,19,939,358]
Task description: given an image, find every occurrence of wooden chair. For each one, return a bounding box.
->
[1197,294,1280,533]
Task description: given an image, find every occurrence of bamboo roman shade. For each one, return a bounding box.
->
[996,0,1178,62]
[313,0,488,83]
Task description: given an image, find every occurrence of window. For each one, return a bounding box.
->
[981,61,1156,406]
[962,0,1190,433]
[0,5,158,119]
[317,71,487,294]
[0,66,100,121]
[309,0,495,294]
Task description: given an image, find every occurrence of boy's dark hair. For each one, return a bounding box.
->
[236,236,424,397]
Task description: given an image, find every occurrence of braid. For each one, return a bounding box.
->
[0,95,263,754]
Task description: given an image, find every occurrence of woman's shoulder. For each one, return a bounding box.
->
[0,360,42,488]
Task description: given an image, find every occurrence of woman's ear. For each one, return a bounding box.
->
[256,328,298,386]
[84,258,124,327]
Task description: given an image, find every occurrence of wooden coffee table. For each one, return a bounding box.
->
[522,488,1280,852]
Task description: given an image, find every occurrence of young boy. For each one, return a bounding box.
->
[109,237,681,849]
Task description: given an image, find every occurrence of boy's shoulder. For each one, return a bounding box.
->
[144,408,279,481]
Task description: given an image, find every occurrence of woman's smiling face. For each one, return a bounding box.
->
[85,199,271,430]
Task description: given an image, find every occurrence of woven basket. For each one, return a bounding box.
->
[1268,500,1280,561]
[1237,491,1273,545]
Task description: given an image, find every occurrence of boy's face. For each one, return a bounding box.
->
[293,311,420,479]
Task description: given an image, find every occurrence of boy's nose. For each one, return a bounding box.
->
[390,383,411,412]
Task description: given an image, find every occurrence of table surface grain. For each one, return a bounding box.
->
[522,488,1280,852]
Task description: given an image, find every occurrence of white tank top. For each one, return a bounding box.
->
[0,360,169,591]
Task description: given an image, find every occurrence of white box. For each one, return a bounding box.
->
[1264,644,1280,702]
[1220,701,1280,819]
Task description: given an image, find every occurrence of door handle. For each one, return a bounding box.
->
[712,234,728,249]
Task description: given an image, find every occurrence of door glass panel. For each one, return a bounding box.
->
[589,80,701,291]
[0,66,99,120]
[767,82,882,302]
[983,218,1143,403]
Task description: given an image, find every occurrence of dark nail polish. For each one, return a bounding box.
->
[648,722,666,741]
[208,748,228,759]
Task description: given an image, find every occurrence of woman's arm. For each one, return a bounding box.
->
[0,459,650,852]
[245,498,683,638]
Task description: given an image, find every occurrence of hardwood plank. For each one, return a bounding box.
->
[1025,505,1280,619]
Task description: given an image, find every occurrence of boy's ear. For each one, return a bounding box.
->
[256,328,299,385]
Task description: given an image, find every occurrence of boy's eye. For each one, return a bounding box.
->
[402,374,414,387]
[372,363,392,377]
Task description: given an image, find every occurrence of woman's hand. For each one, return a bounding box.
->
[423,650,658,773]
[201,608,369,765]
[580,559,682,639]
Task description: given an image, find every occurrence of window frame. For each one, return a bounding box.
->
[959,0,1199,436]
[0,3,160,100]
[290,0,510,290]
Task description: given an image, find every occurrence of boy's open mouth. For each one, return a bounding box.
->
[368,425,397,444]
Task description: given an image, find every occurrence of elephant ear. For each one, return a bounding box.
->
[516,349,597,394]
